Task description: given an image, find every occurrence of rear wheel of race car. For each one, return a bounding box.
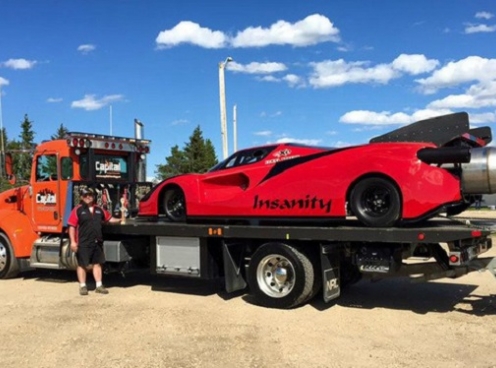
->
[247,242,315,309]
[0,232,19,279]
[350,177,401,227]
[163,187,186,222]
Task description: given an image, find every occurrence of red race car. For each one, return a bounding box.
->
[139,112,496,227]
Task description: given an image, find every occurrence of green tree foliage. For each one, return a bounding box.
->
[51,123,69,140]
[155,125,218,180]
[14,114,36,181]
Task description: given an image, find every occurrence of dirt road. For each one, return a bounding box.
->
[1,215,496,368]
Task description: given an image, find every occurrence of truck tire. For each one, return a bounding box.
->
[163,188,186,222]
[247,242,315,309]
[350,177,401,227]
[0,233,19,279]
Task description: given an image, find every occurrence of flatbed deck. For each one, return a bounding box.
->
[103,217,492,243]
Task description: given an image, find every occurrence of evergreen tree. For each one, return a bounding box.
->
[0,128,10,191]
[15,114,36,181]
[51,123,69,140]
[155,125,218,180]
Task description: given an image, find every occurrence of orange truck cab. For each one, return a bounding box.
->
[0,120,152,278]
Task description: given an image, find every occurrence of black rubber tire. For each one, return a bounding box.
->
[163,188,186,222]
[350,177,401,227]
[247,242,315,309]
[0,232,19,279]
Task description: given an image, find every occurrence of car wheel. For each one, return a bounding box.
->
[0,233,19,279]
[163,188,186,222]
[247,242,315,309]
[350,177,401,227]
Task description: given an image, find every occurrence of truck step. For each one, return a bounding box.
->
[29,262,67,270]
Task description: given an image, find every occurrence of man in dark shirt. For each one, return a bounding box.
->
[68,187,121,296]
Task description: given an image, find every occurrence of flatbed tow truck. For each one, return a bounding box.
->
[0,120,495,309]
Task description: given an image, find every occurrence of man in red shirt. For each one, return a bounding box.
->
[68,187,121,296]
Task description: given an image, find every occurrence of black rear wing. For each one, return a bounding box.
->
[370,112,492,147]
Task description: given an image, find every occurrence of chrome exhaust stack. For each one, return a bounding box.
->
[461,147,496,194]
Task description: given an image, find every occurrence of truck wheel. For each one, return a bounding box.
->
[350,177,401,227]
[247,242,315,309]
[0,233,19,279]
[163,188,186,222]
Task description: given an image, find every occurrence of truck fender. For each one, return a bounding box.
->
[0,210,38,258]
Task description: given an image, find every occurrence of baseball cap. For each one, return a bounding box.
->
[80,187,95,196]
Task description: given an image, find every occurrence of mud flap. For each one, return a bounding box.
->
[222,241,247,293]
[320,244,341,303]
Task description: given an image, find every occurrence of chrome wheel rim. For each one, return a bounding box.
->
[256,254,295,298]
[0,242,7,273]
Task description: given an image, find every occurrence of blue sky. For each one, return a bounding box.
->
[0,0,495,179]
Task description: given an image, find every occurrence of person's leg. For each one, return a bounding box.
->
[92,263,103,284]
[76,266,87,284]
[91,245,109,294]
[75,247,90,296]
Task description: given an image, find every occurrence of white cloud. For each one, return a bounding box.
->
[171,119,188,126]
[416,56,496,94]
[339,109,453,126]
[156,14,339,49]
[274,137,322,145]
[331,140,352,148]
[464,23,496,34]
[259,111,282,118]
[309,59,399,88]
[0,76,9,86]
[427,81,496,109]
[47,97,62,103]
[231,14,340,48]
[475,12,494,20]
[1,58,37,69]
[77,44,96,54]
[156,21,227,49]
[309,54,439,88]
[254,130,272,137]
[228,61,287,74]
[71,94,124,111]
[391,54,439,75]
[469,112,496,124]
[259,75,280,82]
[283,74,305,87]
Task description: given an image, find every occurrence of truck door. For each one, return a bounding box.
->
[32,152,62,232]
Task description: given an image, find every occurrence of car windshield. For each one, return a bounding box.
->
[208,145,278,172]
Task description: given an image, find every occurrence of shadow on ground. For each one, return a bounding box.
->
[22,269,496,315]
[309,277,496,316]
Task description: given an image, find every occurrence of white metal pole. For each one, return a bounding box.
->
[0,85,4,152]
[233,104,237,153]
[110,105,113,135]
[218,57,232,159]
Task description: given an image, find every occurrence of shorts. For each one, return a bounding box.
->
[76,244,106,267]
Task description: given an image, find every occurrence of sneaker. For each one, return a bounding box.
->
[79,286,88,296]
[95,285,109,294]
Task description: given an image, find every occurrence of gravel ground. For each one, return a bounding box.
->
[1,212,496,368]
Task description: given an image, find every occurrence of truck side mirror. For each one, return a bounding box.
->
[4,153,16,185]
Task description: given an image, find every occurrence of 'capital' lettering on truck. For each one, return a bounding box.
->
[95,160,121,173]
[36,189,56,205]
